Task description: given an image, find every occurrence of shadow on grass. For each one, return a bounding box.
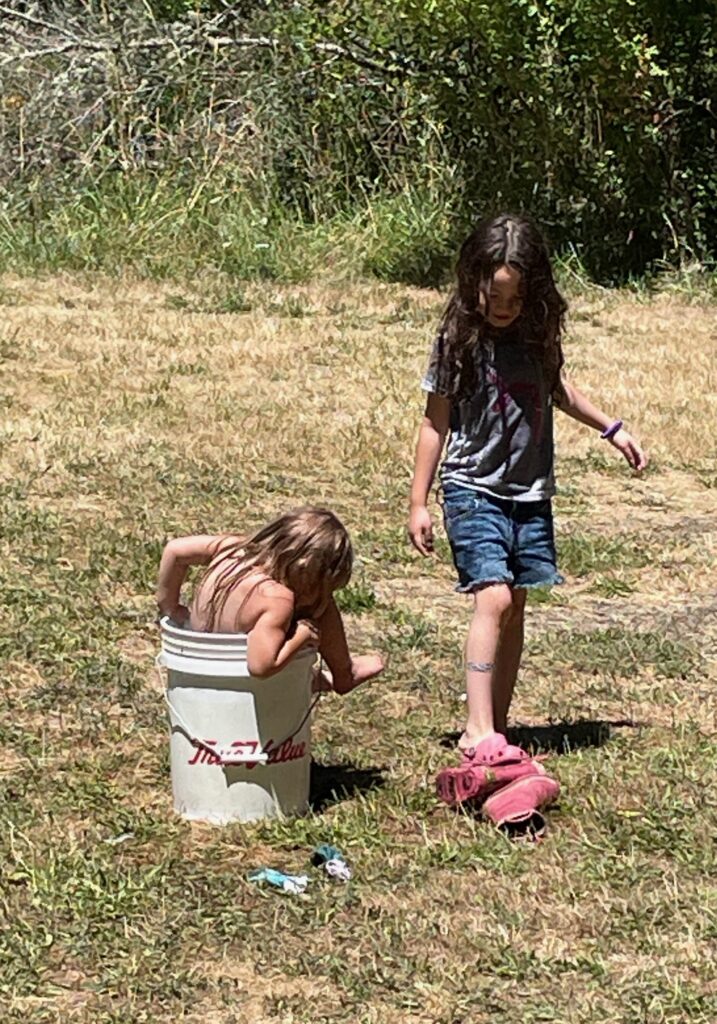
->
[309,760,387,813]
[439,718,641,755]
[510,718,641,754]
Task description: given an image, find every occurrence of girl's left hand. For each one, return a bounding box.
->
[610,429,648,471]
[294,618,320,649]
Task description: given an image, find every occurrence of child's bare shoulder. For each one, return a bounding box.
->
[255,577,295,608]
[240,573,294,624]
[211,533,245,556]
[244,582,293,632]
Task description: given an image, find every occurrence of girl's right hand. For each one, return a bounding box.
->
[408,504,434,556]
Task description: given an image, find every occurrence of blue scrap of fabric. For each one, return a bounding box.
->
[312,844,352,881]
[248,868,309,895]
[313,844,343,864]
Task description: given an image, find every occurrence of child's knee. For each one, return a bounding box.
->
[474,583,514,621]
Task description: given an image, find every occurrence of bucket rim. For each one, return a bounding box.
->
[159,615,250,643]
[158,616,316,664]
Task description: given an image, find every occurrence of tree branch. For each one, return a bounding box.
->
[0,7,416,77]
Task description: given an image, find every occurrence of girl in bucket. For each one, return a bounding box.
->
[408,214,647,814]
[157,507,383,693]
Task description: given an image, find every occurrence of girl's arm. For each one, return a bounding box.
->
[156,535,222,622]
[247,601,319,678]
[408,393,451,555]
[558,380,648,471]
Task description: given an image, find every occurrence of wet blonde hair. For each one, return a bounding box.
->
[199,507,353,630]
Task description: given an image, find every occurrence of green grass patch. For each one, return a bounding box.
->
[558,530,654,576]
[529,626,699,680]
[589,572,637,597]
[526,585,566,606]
[380,606,438,654]
[561,450,662,478]
[335,581,378,615]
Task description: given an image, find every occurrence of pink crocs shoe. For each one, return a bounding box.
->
[482,774,560,841]
[461,732,531,767]
[436,758,545,807]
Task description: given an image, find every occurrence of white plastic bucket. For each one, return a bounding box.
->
[157,617,316,824]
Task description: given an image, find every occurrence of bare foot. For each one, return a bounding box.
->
[457,729,500,754]
[330,653,384,695]
[351,653,384,686]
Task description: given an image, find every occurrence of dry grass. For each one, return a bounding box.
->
[1,273,716,1024]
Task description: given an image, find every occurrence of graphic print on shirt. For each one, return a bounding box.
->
[485,365,544,446]
[421,333,556,500]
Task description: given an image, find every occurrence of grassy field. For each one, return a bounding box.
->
[1,272,716,1023]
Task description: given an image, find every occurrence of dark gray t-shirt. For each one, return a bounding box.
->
[422,330,557,501]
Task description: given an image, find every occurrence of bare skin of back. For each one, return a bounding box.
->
[191,563,292,634]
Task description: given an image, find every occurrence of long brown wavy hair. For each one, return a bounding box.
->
[437,213,567,399]
[196,507,353,631]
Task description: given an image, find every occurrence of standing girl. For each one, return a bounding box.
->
[408,214,647,768]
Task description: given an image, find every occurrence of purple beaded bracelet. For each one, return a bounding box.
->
[600,419,623,440]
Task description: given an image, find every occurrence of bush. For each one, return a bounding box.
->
[0,1,714,282]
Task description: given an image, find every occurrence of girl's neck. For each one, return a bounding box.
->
[484,322,522,344]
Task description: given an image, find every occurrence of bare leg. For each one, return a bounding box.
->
[460,583,514,751]
[492,588,526,734]
[314,597,383,695]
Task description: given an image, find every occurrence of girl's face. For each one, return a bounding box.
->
[479,264,524,328]
[294,570,347,619]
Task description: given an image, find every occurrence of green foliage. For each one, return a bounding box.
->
[0,0,715,281]
[145,0,227,19]
[558,530,654,577]
[529,626,699,680]
[247,0,717,279]
[359,184,459,285]
[0,174,347,281]
[335,581,378,615]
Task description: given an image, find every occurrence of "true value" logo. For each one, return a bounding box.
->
[187,736,306,768]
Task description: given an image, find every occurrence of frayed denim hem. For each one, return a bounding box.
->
[513,573,565,590]
[454,576,514,594]
[454,573,565,593]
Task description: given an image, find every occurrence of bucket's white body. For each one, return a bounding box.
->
[158,617,315,824]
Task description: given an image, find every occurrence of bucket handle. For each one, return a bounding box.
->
[163,690,269,765]
[158,659,321,767]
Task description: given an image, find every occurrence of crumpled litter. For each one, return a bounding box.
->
[312,843,352,882]
[247,868,309,895]
[104,832,134,846]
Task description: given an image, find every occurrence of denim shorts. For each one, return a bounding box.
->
[442,484,564,593]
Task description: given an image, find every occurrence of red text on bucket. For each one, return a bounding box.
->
[188,737,307,768]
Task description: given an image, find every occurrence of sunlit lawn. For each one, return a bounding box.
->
[2,273,716,1023]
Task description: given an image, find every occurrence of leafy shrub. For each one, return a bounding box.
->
[0,1,714,282]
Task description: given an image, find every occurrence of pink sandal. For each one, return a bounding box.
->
[461,732,531,767]
[482,774,560,841]
[436,758,545,807]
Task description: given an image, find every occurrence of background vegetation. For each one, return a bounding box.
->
[1,0,715,284]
